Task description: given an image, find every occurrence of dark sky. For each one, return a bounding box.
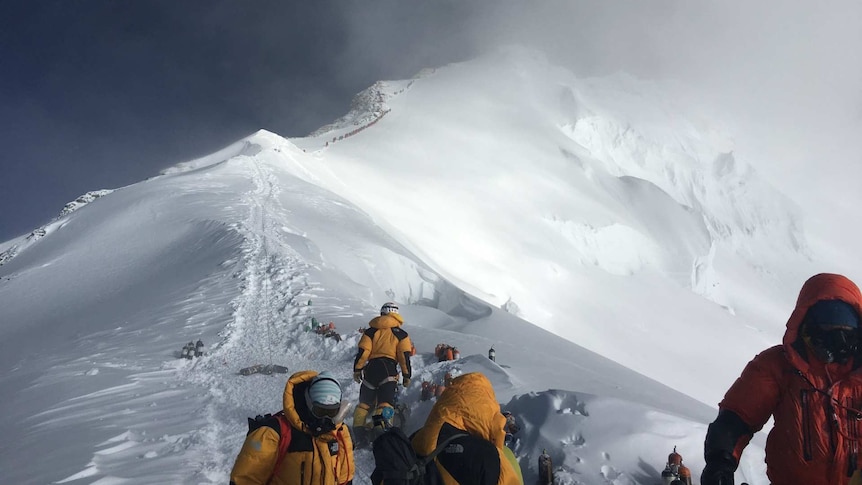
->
[0,1,484,240]
[2,1,860,241]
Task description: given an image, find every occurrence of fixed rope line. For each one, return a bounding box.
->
[262,231,275,367]
[256,161,277,368]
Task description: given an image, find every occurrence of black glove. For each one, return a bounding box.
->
[701,451,736,485]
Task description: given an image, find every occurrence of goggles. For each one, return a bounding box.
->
[808,326,858,346]
[805,326,859,364]
[310,402,341,419]
[381,305,399,315]
[305,376,344,420]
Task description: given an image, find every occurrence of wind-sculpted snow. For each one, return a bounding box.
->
[59,189,115,217]
[1,49,795,484]
[159,139,265,175]
[0,144,745,484]
[310,80,413,138]
[0,189,113,267]
[273,48,815,409]
[563,110,803,255]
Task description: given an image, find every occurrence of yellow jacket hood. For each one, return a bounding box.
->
[412,372,507,453]
[369,313,404,329]
[231,370,355,485]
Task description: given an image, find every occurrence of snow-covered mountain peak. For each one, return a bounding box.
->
[0,116,725,483]
[3,47,841,485]
[309,80,415,138]
[157,130,300,176]
[278,50,817,406]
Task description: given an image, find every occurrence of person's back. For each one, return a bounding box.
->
[353,302,413,436]
[411,372,523,485]
[361,313,410,362]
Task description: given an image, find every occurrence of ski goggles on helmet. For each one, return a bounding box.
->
[306,386,342,419]
[380,303,399,315]
[310,402,341,419]
[305,375,344,419]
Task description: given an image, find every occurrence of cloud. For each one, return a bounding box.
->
[334,0,862,192]
[337,1,861,123]
[3,1,860,242]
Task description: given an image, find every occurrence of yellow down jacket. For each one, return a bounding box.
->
[230,370,355,485]
[412,372,522,485]
[354,313,413,379]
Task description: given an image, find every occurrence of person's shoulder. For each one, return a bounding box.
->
[368,316,383,328]
[392,326,409,339]
[756,345,787,362]
[249,414,284,435]
[746,344,794,376]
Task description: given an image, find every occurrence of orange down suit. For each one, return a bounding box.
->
[719,273,862,485]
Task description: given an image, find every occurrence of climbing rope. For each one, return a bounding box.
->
[257,162,277,368]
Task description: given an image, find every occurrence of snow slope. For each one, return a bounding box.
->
[289,47,819,407]
[5,47,854,484]
[0,148,726,484]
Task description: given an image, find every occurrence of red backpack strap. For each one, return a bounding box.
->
[265,412,293,485]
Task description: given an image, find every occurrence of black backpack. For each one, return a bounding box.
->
[370,427,467,485]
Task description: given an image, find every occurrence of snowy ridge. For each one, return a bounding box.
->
[564,76,805,255]
[3,48,830,485]
[274,48,810,407]
[310,79,414,138]
[160,139,265,175]
[0,189,114,267]
[59,189,115,217]
[0,145,731,484]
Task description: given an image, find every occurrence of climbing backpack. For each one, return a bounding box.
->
[370,427,467,485]
[247,411,293,484]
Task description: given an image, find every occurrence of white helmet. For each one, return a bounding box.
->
[380,302,399,315]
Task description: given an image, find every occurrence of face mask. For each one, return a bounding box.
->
[306,399,351,436]
[307,416,336,436]
[807,327,859,364]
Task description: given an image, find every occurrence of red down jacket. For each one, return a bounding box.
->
[719,273,862,485]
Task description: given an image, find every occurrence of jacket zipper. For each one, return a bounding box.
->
[850,396,860,477]
[827,398,837,455]
[801,389,813,461]
[334,430,342,483]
